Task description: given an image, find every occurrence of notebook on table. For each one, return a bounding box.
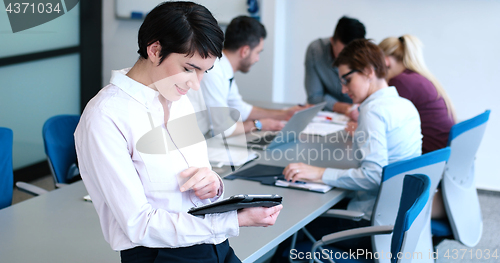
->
[224,164,333,193]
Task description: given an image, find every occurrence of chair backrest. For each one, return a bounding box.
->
[0,127,14,209]
[391,174,431,263]
[441,110,490,247]
[42,115,80,184]
[372,147,450,263]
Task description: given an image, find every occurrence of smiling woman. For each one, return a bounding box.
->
[73,2,282,263]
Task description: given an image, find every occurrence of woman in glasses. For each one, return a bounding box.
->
[283,39,422,250]
[379,35,456,154]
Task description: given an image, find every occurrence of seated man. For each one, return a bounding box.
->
[305,16,365,117]
[188,16,303,137]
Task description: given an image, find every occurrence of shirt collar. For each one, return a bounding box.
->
[110,68,160,109]
[219,53,235,80]
[360,86,399,108]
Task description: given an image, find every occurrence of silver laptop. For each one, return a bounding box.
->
[241,102,326,150]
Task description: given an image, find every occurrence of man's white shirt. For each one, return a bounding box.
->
[187,54,253,136]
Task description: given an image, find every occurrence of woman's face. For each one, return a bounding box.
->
[150,50,216,101]
[338,64,371,104]
[385,55,399,80]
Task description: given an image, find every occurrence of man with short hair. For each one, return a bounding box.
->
[190,16,303,136]
[305,16,366,115]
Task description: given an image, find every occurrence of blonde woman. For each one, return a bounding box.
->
[379,35,456,154]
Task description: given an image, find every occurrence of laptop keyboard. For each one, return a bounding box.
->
[248,133,277,146]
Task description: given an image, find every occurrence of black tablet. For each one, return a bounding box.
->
[188,194,282,216]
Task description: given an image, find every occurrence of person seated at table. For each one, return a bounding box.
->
[283,39,422,251]
[74,2,282,263]
[379,35,457,219]
[188,16,304,137]
[379,34,456,154]
[304,16,366,118]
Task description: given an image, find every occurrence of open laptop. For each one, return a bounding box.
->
[229,102,326,150]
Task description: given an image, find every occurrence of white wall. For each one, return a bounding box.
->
[271,0,500,191]
[102,0,142,87]
[102,0,500,191]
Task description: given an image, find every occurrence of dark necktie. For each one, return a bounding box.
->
[229,77,234,90]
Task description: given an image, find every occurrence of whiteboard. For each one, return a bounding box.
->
[115,0,251,24]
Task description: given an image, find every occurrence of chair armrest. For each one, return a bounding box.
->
[16,182,49,196]
[309,225,394,263]
[321,209,365,221]
[320,225,394,245]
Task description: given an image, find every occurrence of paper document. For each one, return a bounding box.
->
[207,147,257,167]
[275,180,333,193]
[301,122,346,136]
[312,111,350,125]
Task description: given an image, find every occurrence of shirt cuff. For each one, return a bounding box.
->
[207,210,240,241]
[239,104,253,122]
[210,172,224,202]
[322,167,340,186]
[329,101,340,112]
[223,122,238,137]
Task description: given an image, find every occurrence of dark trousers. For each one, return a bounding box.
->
[121,239,241,263]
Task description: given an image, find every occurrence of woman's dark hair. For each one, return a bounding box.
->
[223,16,267,51]
[334,39,387,79]
[137,1,224,65]
[332,16,366,45]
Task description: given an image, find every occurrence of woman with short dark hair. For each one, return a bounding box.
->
[75,2,282,262]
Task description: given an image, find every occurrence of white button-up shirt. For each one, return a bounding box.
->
[75,69,239,251]
[189,54,253,135]
[322,87,422,220]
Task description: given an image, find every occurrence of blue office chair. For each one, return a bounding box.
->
[1,127,46,207]
[42,115,81,186]
[0,127,14,209]
[310,174,431,263]
[370,147,450,263]
[431,110,490,247]
[286,148,450,263]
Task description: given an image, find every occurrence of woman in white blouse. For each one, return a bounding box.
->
[74,2,281,263]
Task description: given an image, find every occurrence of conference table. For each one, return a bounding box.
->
[222,132,358,262]
[0,103,359,263]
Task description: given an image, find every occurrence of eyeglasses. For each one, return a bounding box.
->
[340,69,360,86]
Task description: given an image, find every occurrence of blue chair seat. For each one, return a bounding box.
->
[42,115,80,185]
[308,174,432,263]
[431,219,452,237]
